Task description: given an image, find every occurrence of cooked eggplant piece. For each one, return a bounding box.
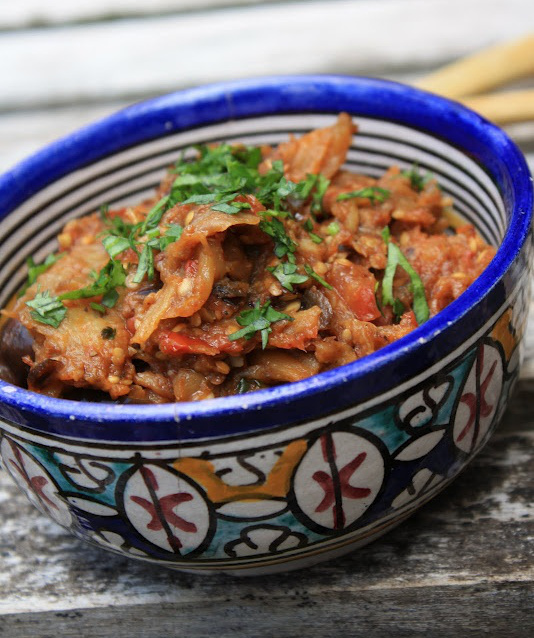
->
[0,318,34,386]
[302,286,333,329]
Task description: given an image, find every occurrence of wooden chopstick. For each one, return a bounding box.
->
[416,33,534,99]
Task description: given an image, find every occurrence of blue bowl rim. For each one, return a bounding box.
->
[0,74,532,436]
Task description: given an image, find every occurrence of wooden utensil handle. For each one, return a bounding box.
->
[416,33,534,99]
[460,89,534,125]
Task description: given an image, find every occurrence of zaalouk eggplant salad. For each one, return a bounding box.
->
[0,114,496,403]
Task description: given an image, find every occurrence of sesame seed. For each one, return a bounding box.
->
[215,361,231,374]
[178,278,192,295]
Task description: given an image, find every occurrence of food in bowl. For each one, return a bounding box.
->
[1,114,495,403]
[0,77,530,575]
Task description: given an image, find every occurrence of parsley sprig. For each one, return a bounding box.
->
[267,262,308,291]
[260,217,297,263]
[59,259,126,307]
[18,253,63,298]
[228,301,293,349]
[268,261,333,293]
[26,259,127,328]
[26,290,68,328]
[337,186,390,204]
[401,164,434,192]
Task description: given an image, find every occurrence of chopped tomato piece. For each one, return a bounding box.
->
[327,261,381,322]
[159,331,218,356]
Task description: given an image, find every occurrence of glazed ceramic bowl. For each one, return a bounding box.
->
[0,76,532,575]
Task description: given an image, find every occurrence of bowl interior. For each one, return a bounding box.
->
[0,113,509,308]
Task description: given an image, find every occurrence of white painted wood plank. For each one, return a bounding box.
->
[0,103,128,174]
[0,0,276,29]
[2,0,533,110]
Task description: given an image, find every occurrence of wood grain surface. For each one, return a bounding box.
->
[1,1,533,636]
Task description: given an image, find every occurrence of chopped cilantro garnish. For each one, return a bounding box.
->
[211,201,251,215]
[381,228,429,325]
[259,217,297,263]
[133,244,155,284]
[401,164,433,192]
[327,221,340,235]
[337,187,390,204]
[101,326,116,340]
[236,377,263,394]
[293,174,318,201]
[302,218,323,243]
[59,259,126,304]
[101,288,119,309]
[228,300,293,349]
[304,264,333,290]
[268,262,308,292]
[26,259,127,328]
[18,253,63,297]
[290,173,330,215]
[156,224,183,251]
[140,195,170,235]
[102,235,131,259]
[26,290,67,328]
[311,174,330,214]
[90,302,107,314]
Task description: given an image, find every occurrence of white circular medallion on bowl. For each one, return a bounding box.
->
[293,431,384,531]
[123,464,210,555]
[453,342,503,454]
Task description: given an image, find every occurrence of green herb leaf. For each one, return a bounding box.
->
[337,186,390,204]
[140,195,170,235]
[311,174,330,214]
[60,259,126,302]
[293,174,318,201]
[304,264,333,290]
[101,288,119,309]
[401,164,433,192]
[101,326,116,340]
[156,223,184,251]
[102,235,131,259]
[228,300,293,349]
[302,217,323,243]
[133,244,155,284]
[268,262,308,292]
[26,290,67,328]
[381,233,429,325]
[90,302,107,314]
[259,217,297,263]
[18,253,63,297]
[327,221,340,236]
[236,377,263,394]
[211,201,251,215]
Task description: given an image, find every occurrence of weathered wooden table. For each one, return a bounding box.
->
[1,2,533,636]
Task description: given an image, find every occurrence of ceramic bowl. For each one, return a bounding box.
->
[0,76,531,575]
